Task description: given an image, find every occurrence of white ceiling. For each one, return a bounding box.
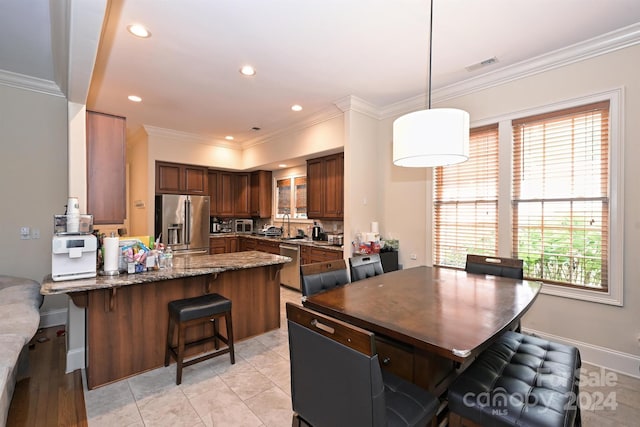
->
[2,0,640,157]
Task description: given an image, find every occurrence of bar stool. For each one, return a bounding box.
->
[164,293,235,385]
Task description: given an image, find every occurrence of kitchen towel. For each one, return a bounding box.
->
[103,236,120,272]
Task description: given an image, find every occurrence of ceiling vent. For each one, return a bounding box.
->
[465,57,498,72]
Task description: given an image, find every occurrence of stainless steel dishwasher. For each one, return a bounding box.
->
[279,244,300,290]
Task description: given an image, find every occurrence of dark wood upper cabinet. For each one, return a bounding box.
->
[208,169,272,218]
[208,171,218,216]
[86,111,126,224]
[156,161,208,195]
[217,172,235,217]
[250,170,272,218]
[306,153,344,220]
[234,173,250,217]
[306,158,324,219]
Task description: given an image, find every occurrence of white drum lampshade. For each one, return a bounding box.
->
[393,108,470,168]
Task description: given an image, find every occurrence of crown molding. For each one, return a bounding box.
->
[143,125,240,150]
[0,69,64,97]
[379,23,640,120]
[333,95,381,119]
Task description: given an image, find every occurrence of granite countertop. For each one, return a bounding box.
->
[209,233,344,252]
[41,251,291,295]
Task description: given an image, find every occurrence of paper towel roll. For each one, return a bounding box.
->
[103,237,120,272]
[371,221,379,233]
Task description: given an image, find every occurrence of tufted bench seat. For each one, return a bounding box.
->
[448,331,581,427]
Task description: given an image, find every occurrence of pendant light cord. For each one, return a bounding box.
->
[428,0,434,110]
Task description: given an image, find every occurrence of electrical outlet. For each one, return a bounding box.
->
[31,228,40,239]
[20,226,30,240]
[410,253,417,260]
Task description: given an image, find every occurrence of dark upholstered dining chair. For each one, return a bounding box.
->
[300,259,350,298]
[349,254,384,282]
[465,254,524,279]
[286,303,439,427]
[465,254,524,331]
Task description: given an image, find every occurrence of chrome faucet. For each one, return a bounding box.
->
[281,210,291,238]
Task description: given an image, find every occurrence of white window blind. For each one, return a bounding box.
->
[512,101,609,290]
[433,124,499,268]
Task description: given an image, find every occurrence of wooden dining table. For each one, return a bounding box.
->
[302,265,542,396]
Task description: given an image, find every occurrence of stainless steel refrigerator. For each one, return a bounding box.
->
[155,195,210,255]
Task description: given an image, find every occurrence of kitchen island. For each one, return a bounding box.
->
[41,251,290,389]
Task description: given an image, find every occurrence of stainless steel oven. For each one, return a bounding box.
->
[279,244,300,290]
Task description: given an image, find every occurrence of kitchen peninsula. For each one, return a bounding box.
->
[41,251,291,389]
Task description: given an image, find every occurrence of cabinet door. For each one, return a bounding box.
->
[306,158,324,219]
[217,172,235,217]
[184,166,208,194]
[323,153,344,219]
[250,171,272,218]
[226,237,239,253]
[156,162,182,194]
[240,237,257,251]
[87,111,126,224]
[209,238,226,254]
[234,173,250,217]
[208,171,218,216]
[300,246,310,265]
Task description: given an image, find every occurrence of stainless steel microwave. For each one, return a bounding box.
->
[234,219,253,234]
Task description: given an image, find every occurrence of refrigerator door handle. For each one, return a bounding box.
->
[185,199,191,245]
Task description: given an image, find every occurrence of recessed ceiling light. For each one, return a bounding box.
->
[291,104,303,112]
[278,164,288,168]
[225,136,234,141]
[127,24,151,38]
[240,65,256,76]
[127,95,142,102]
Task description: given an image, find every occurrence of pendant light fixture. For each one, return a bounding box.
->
[393,0,470,168]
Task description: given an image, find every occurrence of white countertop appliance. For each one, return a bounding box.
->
[51,234,97,281]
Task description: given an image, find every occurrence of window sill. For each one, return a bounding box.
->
[539,281,623,306]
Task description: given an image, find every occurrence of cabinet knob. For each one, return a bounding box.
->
[382,357,391,365]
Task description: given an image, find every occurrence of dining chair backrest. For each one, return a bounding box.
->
[349,254,384,282]
[286,302,385,426]
[465,254,524,280]
[286,302,438,427]
[300,259,350,297]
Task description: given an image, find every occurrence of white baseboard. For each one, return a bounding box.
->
[66,347,85,374]
[523,327,640,379]
[39,308,67,328]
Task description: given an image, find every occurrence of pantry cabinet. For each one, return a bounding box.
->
[156,161,208,195]
[86,111,126,224]
[306,153,343,220]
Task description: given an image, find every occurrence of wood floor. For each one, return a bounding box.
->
[7,326,87,427]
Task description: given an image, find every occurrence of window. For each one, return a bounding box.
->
[431,90,623,305]
[512,101,610,291]
[433,124,499,268]
[276,176,307,219]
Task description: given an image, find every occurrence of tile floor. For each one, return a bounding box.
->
[83,286,640,426]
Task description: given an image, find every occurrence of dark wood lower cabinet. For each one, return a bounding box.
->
[82,265,282,389]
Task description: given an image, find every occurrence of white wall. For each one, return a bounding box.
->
[381,45,640,371]
[0,85,68,322]
[343,108,383,256]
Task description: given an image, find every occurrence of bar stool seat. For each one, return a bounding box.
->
[164,293,235,385]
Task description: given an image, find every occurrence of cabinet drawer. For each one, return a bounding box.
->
[375,337,414,383]
[307,246,342,263]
